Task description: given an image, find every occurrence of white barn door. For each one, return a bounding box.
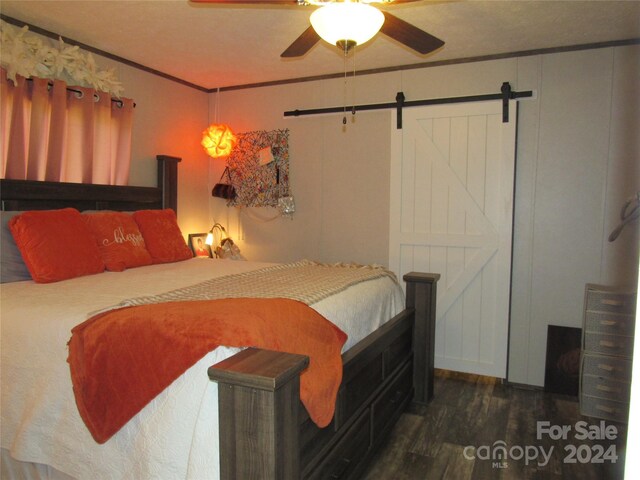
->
[389,101,517,378]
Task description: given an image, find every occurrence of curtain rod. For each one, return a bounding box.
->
[284,82,533,127]
[23,77,136,108]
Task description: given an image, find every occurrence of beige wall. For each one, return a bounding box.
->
[93,55,211,237]
[208,75,398,266]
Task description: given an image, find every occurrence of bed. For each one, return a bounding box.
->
[0,156,439,480]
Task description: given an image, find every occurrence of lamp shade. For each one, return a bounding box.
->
[310,2,385,47]
[201,124,237,158]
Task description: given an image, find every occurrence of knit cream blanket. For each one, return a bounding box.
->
[118,259,398,308]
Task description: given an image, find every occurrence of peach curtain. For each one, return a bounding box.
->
[0,67,134,185]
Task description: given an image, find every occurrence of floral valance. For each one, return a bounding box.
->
[0,20,123,97]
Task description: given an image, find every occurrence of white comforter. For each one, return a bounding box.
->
[0,259,404,480]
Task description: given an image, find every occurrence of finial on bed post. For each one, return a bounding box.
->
[156,155,181,213]
[403,272,440,405]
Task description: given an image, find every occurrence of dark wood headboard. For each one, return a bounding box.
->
[1,155,181,212]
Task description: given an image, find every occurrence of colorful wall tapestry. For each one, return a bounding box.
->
[226,129,290,208]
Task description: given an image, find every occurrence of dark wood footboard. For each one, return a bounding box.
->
[208,272,439,480]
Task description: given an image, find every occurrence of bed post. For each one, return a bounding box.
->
[156,155,181,212]
[208,348,309,480]
[404,272,440,404]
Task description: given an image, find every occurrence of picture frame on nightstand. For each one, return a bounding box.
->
[188,233,213,258]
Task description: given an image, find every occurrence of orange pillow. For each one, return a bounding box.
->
[132,209,192,264]
[9,208,105,283]
[83,212,153,272]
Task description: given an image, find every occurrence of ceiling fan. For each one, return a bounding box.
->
[192,0,445,58]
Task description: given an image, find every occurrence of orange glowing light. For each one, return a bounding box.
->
[201,124,237,158]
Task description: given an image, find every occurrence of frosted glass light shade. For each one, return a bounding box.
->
[310,2,385,47]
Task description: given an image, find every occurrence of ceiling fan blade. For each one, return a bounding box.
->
[192,0,425,3]
[281,26,321,58]
[380,11,444,54]
[191,0,299,4]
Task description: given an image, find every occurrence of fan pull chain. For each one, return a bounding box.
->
[341,44,358,125]
[343,42,348,125]
[352,44,356,117]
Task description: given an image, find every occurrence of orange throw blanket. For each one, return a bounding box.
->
[67,298,347,444]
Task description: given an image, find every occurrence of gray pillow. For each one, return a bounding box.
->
[1,211,32,283]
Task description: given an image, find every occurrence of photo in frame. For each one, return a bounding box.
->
[188,233,213,258]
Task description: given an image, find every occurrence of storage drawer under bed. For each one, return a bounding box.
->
[300,311,414,477]
[372,360,413,442]
[306,409,371,480]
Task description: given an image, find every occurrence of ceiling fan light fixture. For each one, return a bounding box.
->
[310,1,385,49]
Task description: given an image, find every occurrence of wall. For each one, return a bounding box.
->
[211,45,639,386]
[509,46,639,386]
[208,75,397,266]
[109,61,210,236]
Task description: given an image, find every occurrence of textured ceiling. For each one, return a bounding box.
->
[1,0,639,90]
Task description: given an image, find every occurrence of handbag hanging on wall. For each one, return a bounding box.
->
[211,166,236,200]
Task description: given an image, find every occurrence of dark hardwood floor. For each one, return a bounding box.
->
[362,370,627,479]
